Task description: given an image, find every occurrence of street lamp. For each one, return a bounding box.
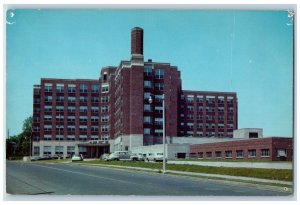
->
[149,94,166,174]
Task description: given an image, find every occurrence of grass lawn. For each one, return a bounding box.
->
[79,160,293,181]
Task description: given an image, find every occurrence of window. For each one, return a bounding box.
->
[79,135,87,141]
[91,116,99,122]
[79,116,87,122]
[187,96,194,103]
[101,96,109,103]
[196,131,203,137]
[198,106,203,111]
[206,152,212,159]
[101,106,109,113]
[91,126,99,131]
[79,146,87,153]
[79,126,87,132]
[34,98,41,103]
[197,96,203,103]
[33,147,40,155]
[92,97,99,103]
[154,118,163,125]
[276,149,287,157]
[101,115,109,122]
[56,96,64,102]
[154,83,164,91]
[187,131,194,136]
[197,123,203,128]
[44,115,52,121]
[144,128,151,135]
[144,81,152,88]
[91,106,99,113]
[144,66,152,76]
[187,114,193,120]
[43,146,51,155]
[55,135,64,141]
[187,106,194,111]
[218,123,224,129]
[218,97,224,104]
[218,107,224,112]
[225,151,232,158]
[80,106,88,113]
[44,135,52,141]
[56,106,64,112]
[236,150,243,158]
[215,151,222,158]
[154,129,163,137]
[56,115,64,121]
[67,116,75,122]
[249,132,259,138]
[198,152,203,158]
[101,134,109,141]
[45,96,52,102]
[155,69,164,79]
[248,149,256,158]
[187,122,194,129]
[68,84,76,93]
[91,136,99,140]
[144,92,151,100]
[197,115,202,120]
[92,84,99,93]
[34,107,41,113]
[56,125,64,132]
[144,104,151,112]
[101,125,109,132]
[80,84,88,93]
[44,125,52,131]
[67,135,75,141]
[68,97,76,103]
[80,96,88,103]
[261,149,270,157]
[101,84,109,93]
[155,95,164,102]
[155,106,163,114]
[33,126,40,131]
[56,84,64,93]
[67,146,75,155]
[144,116,152,124]
[44,84,52,92]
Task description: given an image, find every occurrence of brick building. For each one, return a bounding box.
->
[32,27,238,158]
[189,137,292,161]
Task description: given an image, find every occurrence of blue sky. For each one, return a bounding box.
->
[6,10,293,137]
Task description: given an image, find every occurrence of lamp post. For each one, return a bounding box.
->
[149,94,166,174]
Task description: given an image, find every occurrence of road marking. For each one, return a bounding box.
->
[29,163,138,185]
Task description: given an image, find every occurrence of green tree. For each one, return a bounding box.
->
[6,116,32,158]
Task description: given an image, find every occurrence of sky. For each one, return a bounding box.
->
[5,9,294,137]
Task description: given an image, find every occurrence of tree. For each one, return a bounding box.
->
[6,116,32,158]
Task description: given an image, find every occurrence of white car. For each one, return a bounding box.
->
[71,155,83,162]
[107,151,131,161]
[130,153,145,161]
[145,153,166,162]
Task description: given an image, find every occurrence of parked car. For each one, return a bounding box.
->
[71,155,83,162]
[130,153,145,161]
[107,151,131,161]
[146,153,166,162]
[100,153,110,160]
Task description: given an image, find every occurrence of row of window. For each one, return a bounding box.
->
[183,131,233,137]
[185,106,234,112]
[38,134,109,141]
[184,95,235,104]
[144,67,165,78]
[197,149,271,159]
[38,106,106,112]
[180,114,234,121]
[40,115,109,122]
[41,96,107,103]
[40,125,109,132]
[44,84,99,93]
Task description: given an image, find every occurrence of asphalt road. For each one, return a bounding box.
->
[6,161,291,196]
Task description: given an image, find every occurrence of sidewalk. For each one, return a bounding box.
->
[77,163,293,186]
[168,160,292,170]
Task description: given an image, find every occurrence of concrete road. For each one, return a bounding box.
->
[6,161,291,196]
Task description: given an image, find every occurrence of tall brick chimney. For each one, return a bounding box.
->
[131,27,143,55]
